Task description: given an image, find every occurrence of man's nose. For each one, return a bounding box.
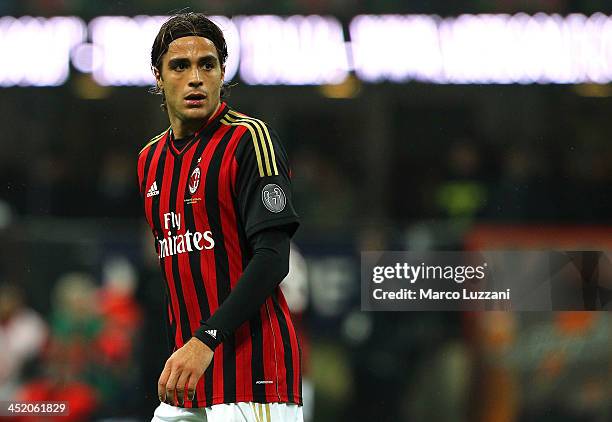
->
[189,68,203,87]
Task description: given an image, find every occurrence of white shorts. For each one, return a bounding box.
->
[152,401,304,422]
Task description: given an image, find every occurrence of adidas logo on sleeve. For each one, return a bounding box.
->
[146,181,160,198]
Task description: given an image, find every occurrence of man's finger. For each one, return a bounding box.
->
[187,372,200,401]
[176,369,191,405]
[157,365,172,402]
[164,367,181,405]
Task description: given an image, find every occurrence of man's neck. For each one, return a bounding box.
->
[170,102,222,139]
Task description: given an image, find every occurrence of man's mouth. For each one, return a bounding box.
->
[184,93,206,106]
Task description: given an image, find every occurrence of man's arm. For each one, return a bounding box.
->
[157,227,290,406]
[193,228,290,349]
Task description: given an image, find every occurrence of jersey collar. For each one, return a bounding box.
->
[167,102,229,157]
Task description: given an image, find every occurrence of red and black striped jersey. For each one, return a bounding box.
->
[137,103,301,408]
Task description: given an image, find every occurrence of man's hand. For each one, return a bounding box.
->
[158,337,214,406]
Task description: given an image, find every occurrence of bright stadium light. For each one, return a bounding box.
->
[0,16,86,86]
[210,15,240,83]
[89,15,240,86]
[71,43,101,74]
[235,15,350,85]
[89,15,166,86]
[1,13,612,86]
[350,14,443,83]
[350,13,612,84]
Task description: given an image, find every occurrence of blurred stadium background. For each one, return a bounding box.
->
[0,0,611,421]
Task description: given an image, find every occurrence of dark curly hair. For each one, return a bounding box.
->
[150,12,229,107]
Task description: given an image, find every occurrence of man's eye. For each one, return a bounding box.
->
[171,62,188,71]
[202,62,214,70]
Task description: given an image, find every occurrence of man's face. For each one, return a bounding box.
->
[155,36,224,127]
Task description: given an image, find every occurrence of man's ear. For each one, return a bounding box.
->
[153,67,163,90]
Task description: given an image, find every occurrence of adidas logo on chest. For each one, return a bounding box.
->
[146,181,160,198]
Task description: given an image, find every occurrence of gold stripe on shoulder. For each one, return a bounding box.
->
[227,110,278,176]
[258,120,278,176]
[226,113,271,176]
[221,117,265,177]
[228,110,248,118]
[138,127,168,155]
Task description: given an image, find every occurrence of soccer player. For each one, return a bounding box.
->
[137,13,302,422]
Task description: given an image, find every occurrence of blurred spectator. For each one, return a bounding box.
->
[402,339,471,422]
[343,312,462,421]
[96,256,143,416]
[496,147,533,218]
[468,312,611,422]
[292,149,356,232]
[97,150,141,218]
[48,272,102,375]
[435,140,488,224]
[17,273,101,421]
[17,380,98,422]
[0,283,47,401]
[281,244,309,315]
[484,147,539,220]
[98,256,142,363]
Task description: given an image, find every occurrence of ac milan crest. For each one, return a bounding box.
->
[189,167,201,195]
